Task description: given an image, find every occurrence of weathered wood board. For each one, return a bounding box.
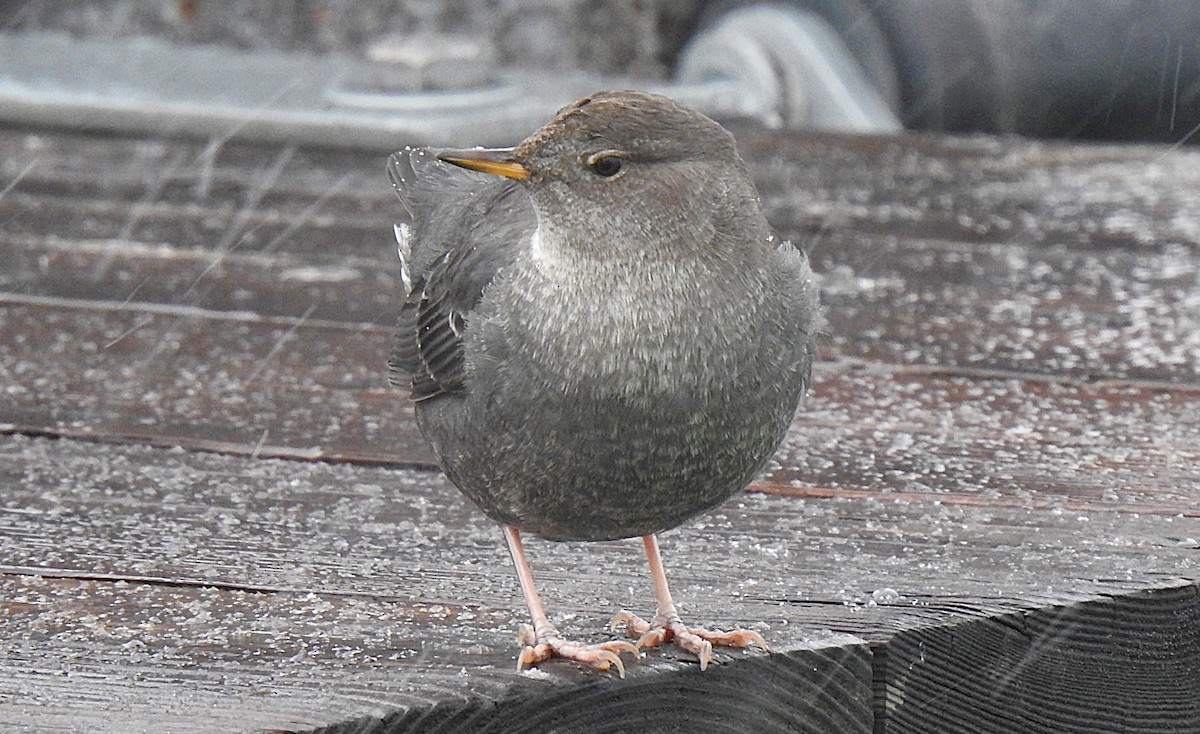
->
[0,123,1197,732]
[2,435,1196,733]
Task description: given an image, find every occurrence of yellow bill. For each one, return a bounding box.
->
[437,148,530,180]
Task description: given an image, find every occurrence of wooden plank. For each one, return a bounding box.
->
[5,433,1193,610]
[7,160,1200,387]
[4,124,1200,732]
[6,128,1200,387]
[0,574,874,734]
[0,297,427,466]
[0,132,384,261]
[0,433,879,733]
[2,236,402,326]
[6,227,1200,384]
[812,230,1200,383]
[6,126,1200,256]
[877,584,1200,734]
[1,434,1196,732]
[743,131,1200,252]
[768,369,1200,517]
[1,297,1197,514]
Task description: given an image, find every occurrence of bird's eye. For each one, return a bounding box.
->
[588,155,623,177]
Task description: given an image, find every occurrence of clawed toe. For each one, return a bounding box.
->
[611,611,769,671]
[515,625,640,677]
[702,628,769,651]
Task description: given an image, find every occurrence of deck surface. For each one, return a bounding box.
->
[1,123,1198,733]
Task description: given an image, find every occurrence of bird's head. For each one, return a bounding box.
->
[437,91,770,264]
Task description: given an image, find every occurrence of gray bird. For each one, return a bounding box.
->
[386,90,818,675]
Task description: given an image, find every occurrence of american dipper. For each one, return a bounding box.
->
[386,90,818,675]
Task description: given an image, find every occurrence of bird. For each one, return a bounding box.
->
[386,90,818,676]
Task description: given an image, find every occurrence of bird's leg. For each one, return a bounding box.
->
[502,526,639,676]
[611,534,769,670]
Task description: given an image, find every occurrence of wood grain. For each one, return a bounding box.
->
[878,584,1200,734]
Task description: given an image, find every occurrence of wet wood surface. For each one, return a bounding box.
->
[1,124,1198,733]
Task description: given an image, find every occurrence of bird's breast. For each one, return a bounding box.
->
[472,253,765,405]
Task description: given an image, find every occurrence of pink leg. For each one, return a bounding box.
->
[503,526,638,676]
[612,534,769,670]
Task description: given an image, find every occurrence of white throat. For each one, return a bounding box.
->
[528,225,559,266]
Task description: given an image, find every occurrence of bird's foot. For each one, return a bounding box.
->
[515,623,640,677]
[610,611,769,671]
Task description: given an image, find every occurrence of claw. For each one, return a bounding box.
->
[599,639,641,658]
[721,629,769,652]
[595,648,626,678]
[516,643,549,672]
[634,628,664,650]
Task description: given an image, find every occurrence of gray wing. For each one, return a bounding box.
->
[386,147,534,401]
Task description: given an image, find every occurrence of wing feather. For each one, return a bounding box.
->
[385,147,534,400]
